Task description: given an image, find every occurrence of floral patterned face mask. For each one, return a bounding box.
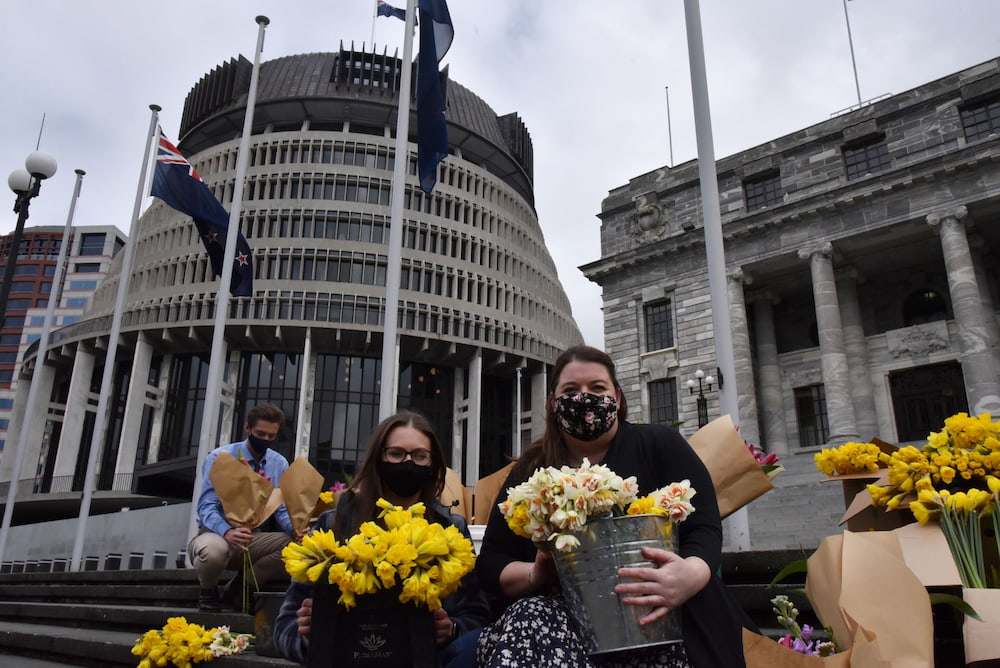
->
[553,391,618,441]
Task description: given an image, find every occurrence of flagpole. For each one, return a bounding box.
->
[682,0,749,551]
[0,168,84,566]
[378,0,416,421]
[842,0,862,107]
[187,15,269,543]
[70,105,160,571]
[665,85,674,168]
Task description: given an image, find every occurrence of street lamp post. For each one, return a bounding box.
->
[2,152,58,332]
[686,368,715,428]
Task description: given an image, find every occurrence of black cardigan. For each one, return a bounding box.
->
[476,421,751,668]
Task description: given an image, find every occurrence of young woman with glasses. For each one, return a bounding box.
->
[273,410,491,668]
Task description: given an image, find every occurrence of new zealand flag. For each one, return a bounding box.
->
[151,133,253,297]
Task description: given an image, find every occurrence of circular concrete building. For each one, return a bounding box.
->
[8,44,582,510]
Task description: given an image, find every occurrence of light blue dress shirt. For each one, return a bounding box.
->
[195,440,293,537]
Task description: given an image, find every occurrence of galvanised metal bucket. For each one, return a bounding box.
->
[553,514,682,657]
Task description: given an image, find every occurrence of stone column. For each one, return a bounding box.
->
[531,367,547,443]
[466,349,483,486]
[114,334,154,480]
[797,242,858,444]
[727,267,761,447]
[53,346,96,490]
[835,267,879,440]
[748,290,789,455]
[968,234,1000,369]
[0,361,54,485]
[295,328,314,460]
[927,206,1000,415]
[451,368,468,478]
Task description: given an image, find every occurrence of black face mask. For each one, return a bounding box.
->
[246,434,272,459]
[379,460,434,498]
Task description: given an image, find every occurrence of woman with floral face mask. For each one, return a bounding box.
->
[273,411,492,668]
[475,346,753,668]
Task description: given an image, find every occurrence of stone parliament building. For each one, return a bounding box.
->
[583,57,1000,550]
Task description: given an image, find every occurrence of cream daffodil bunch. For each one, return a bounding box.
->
[500,458,640,551]
[281,498,476,611]
[626,479,696,537]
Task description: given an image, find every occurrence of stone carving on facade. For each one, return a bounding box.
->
[926,205,969,230]
[886,321,950,359]
[639,349,678,380]
[796,240,834,261]
[630,192,669,243]
[727,267,753,286]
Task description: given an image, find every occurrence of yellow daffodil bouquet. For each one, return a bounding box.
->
[281,498,476,611]
[865,412,1000,588]
[131,616,253,668]
[814,440,890,476]
[500,458,695,552]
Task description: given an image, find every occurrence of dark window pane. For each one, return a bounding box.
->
[644,301,674,351]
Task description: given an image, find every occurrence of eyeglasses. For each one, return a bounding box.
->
[383,447,432,466]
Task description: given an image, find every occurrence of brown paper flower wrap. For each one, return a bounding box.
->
[742,628,852,667]
[687,414,777,518]
[208,450,283,529]
[279,456,325,537]
[806,530,933,667]
[208,450,284,612]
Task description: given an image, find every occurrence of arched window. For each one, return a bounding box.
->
[903,289,947,326]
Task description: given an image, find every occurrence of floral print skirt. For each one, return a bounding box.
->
[476,594,691,668]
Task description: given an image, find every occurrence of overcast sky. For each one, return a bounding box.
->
[2,1,999,348]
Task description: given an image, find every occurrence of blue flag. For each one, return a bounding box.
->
[416,0,453,193]
[151,133,253,297]
[377,0,407,21]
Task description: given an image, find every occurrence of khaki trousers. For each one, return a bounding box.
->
[187,528,291,589]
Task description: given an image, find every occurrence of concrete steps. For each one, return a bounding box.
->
[0,570,295,666]
[0,549,819,666]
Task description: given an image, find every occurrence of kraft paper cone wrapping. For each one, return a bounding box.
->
[807,531,933,667]
[280,457,325,536]
[962,588,1000,663]
[209,450,283,530]
[473,461,516,524]
[742,628,852,667]
[441,468,472,523]
[806,534,855,652]
[687,414,774,518]
[892,522,962,588]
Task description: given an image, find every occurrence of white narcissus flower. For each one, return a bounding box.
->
[499,458,640,551]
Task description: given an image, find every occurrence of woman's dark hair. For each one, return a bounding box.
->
[337,410,448,536]
[516,345,626,476]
